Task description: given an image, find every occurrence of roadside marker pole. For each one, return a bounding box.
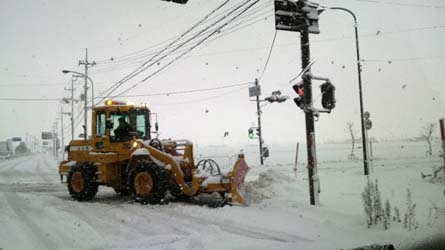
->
[439,119,445,170]
[294,142,299,177]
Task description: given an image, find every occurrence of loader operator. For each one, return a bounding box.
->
[114,117,131,141]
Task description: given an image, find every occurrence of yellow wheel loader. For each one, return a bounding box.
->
[59,100,250,205]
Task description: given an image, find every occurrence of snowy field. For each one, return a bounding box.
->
[0,141,444,250]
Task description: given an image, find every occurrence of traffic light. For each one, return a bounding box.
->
[320,81,336,110]
[292,82,305,109]
[256,128,260,137]
[248,128,254,139]
[298,0,324,34]
[274,0,306,32]
[274,0,323,34]
[265,90,289,103]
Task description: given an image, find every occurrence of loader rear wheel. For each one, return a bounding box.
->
[67,165,98,201]
[113,187,130,196]
[129,161,168,205]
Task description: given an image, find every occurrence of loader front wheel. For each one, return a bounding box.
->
[129,161,168,205]
[67,165,98,201]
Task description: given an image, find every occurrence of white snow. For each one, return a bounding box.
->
[65,160,77,167]
[0,141,444,250]
[131,148,150,156]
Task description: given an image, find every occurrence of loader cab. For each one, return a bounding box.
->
[92,101,151,155]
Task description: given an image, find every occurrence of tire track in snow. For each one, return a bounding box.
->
[3,192,59,250]
[36,156,53,183]
[3,192,104,250]
[153,207,312,243]
[0,155,34,173]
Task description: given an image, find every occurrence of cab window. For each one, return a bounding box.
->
[110,112,130,142]
[96,111,106,137]
[135,113,147,139]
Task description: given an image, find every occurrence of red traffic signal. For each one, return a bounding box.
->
[292,82,305,109]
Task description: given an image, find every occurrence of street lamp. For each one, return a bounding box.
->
[324,7,369,175]
[62,70,94,140]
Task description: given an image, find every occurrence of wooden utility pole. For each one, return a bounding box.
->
[255,78,264,165]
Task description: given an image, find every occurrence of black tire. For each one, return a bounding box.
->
[113,187,130,196]
[128,160,168,205]
[169,184,188,201]
[67,165,98,201]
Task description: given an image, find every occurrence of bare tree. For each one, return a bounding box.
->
[421,123,435,156]
[347,122,356,160]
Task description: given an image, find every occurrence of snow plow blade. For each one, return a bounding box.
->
[229,154,250,205]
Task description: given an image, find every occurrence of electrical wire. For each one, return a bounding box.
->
[96,0,233,104]
[152,85,249,106]
[258,29,277,80]
[363,54,445,62]
[349,0,445,9]
[92,0,270,69]
[113,81,253,98]
[92,3,273,74]
[110,0,260,99]
[104,0,257,100]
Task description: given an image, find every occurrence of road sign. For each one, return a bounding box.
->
[249,85,261,97]
[365,119,372,130]
[42,132,54,140]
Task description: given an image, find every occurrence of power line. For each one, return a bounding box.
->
[92,0,270,68]
[105,0,257,100]
[350,0,445,9]
[114,81,253,98]
[96,0,233,104]
[93,20,444,77]
[0,81,253,102]
[363,54,445,62]
[0,98,62,101]
[109,0,260,99]
[152,85,249,106]
[258,29,277,80]
[91,3,273,75]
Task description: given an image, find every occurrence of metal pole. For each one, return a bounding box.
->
[440,119,445,168]
[90,78,94,108]
[294,142,299,177]
[300,28,319,205]
[83,48,88,140]
[329,7,369,175]
[255,78,264,165]
[71,78,74,140]
[60,105,64,160]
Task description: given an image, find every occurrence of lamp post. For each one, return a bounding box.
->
[62,70,94,140]
[325,7,369,175]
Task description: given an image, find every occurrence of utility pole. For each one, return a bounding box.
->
[300,28,319,205]
[65,78,76,140]
[255,78,264,165]
[60,105,65,160]
[52,122,57,157]
[275,0,323,205]
[78,48,95,140]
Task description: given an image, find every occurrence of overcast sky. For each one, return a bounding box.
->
[0,0,444,147]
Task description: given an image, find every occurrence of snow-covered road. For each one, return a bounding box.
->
[0,145,444,250]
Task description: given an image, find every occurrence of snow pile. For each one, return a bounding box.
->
[242,169,297,205]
